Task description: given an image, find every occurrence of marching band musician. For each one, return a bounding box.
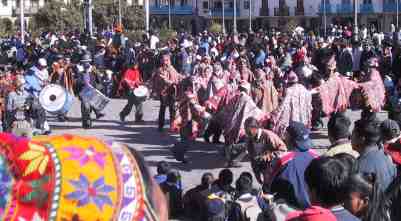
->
[24,58,51,135]
[76,54,105,129]
[118,61,144,123]
[5,75,33,137]
[152,52,182,132]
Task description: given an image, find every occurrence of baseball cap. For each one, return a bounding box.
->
[381,119,400,141]
[38,58,47,67]
[287,121,313,152]
[286,206,337,221]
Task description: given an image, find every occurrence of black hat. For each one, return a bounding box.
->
[381,119,400,141]
[328,112,351,139]
[287,121,313,151]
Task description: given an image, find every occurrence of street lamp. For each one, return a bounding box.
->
[323,0,327,37]
[353,0,358,41]
[20,0,24,44]
[145,0,150,33]
[168,0,172,29]
[249,0,252,32]
[222,0,226,35]
[233,0,237,34]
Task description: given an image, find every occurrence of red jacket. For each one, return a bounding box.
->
[119,68,143,92]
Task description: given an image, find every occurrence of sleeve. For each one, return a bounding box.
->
[266,130,287,152]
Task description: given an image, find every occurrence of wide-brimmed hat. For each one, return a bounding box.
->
[287,121,313,151]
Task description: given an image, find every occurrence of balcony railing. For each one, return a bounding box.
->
[274,7,290,16]
[319,4,333,13]
[359,3,374,13]
[336,4,352,13]
[295,7,304,15]
[210,8,240,17]
[12,4,40,16]
[149,5,192,15]
[383,3,400,12]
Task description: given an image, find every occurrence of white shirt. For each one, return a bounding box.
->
[150,35,159,50]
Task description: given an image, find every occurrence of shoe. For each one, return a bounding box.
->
[119,113,125,122]
[181,158,191,164]
[212,139,223,144]
[135,119,145,123]
[96,113,105,119]
[203,134,211,143]
[158,127,164,132]
[43,130,52,135]
[58,116,66,122]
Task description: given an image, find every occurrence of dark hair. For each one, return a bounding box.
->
[244,117,260,129]
[353,118,381,144]
[345,173,389,221]
[239,172,253,184]
[201,172,215,186]
[305,157,349,207]
[166,169,180,183]
[235,175,253,195]
[333,153,357,175]
[328,112,351,140]
[218,169,233,186]
[157,161,171,175]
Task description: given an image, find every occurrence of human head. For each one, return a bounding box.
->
[327,112,351,143]
[156,161,171,175]
[344,173,382,219]
[201,172,215,187]
[14,75,26,90]
[161,54,171,66]
[286,121,313,151]
[244,117,260,139]
[333,153,357,175]
[235,175,253,195]
[380,119,401,143]
[218,169,233,187]
[351,118,381,153]
[37,58,47,70]
[305,157,349,207]
[166,169,180,184]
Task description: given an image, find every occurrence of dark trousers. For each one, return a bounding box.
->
[81,101,101,127]
[120,94,144,120]
[30,99,46,130]
[158,96,176,130]
[203,119,222,142]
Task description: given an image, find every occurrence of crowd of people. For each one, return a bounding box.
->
[1,23,401,220]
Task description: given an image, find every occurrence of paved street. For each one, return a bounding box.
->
[49,98,388,191]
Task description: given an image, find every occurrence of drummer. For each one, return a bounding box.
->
[118,61,144,123]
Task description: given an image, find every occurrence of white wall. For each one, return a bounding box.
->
[0,0,13,17]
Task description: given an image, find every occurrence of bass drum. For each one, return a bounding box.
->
[39,84,74,115]
[133,85,149,102]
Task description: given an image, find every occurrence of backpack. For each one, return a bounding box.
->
[234,195,263,221]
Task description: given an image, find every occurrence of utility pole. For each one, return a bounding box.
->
[323,0,326,38]
[84,0,93,37]
[354,0,358,41]
[168,0,172,29]
[222,0,226,35]
[118,0,122,27]
[249,0,252,32]
[145,0,150,33]
[20,0,25,44]
[233,0,237,34]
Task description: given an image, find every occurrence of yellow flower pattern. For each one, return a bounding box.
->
[19,142,49,176]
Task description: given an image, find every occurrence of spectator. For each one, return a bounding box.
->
[229,174,263,221]
[210,169,235,199]
[305,157,360,221]
[160,169,184,219]
[380,119,401,172]
[325,112,359,158]
[343,173,388,221]
[183,172,215,221]
[351,118,397,190]
[269,121,319,209]
[154,161,171,184]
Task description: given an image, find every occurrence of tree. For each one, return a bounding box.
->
[93,0,145,31]
[32,1,83,32]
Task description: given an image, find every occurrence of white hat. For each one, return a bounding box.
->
[181,39,193,48]
[38,58,47,67]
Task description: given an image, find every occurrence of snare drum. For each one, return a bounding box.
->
[39,84,73,115]
[79,86,110,111]
[133,85,149,102]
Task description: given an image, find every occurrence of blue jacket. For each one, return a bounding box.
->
[356,145,397,191]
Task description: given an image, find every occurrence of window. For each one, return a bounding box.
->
[214,1,222,8]
[203,1,209,9]
[362,0,371,4]
[341,0,351,4]
[320,0,330,5]
[180,0,187,6]
[244,0,249,9]
[2,0,7,6]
